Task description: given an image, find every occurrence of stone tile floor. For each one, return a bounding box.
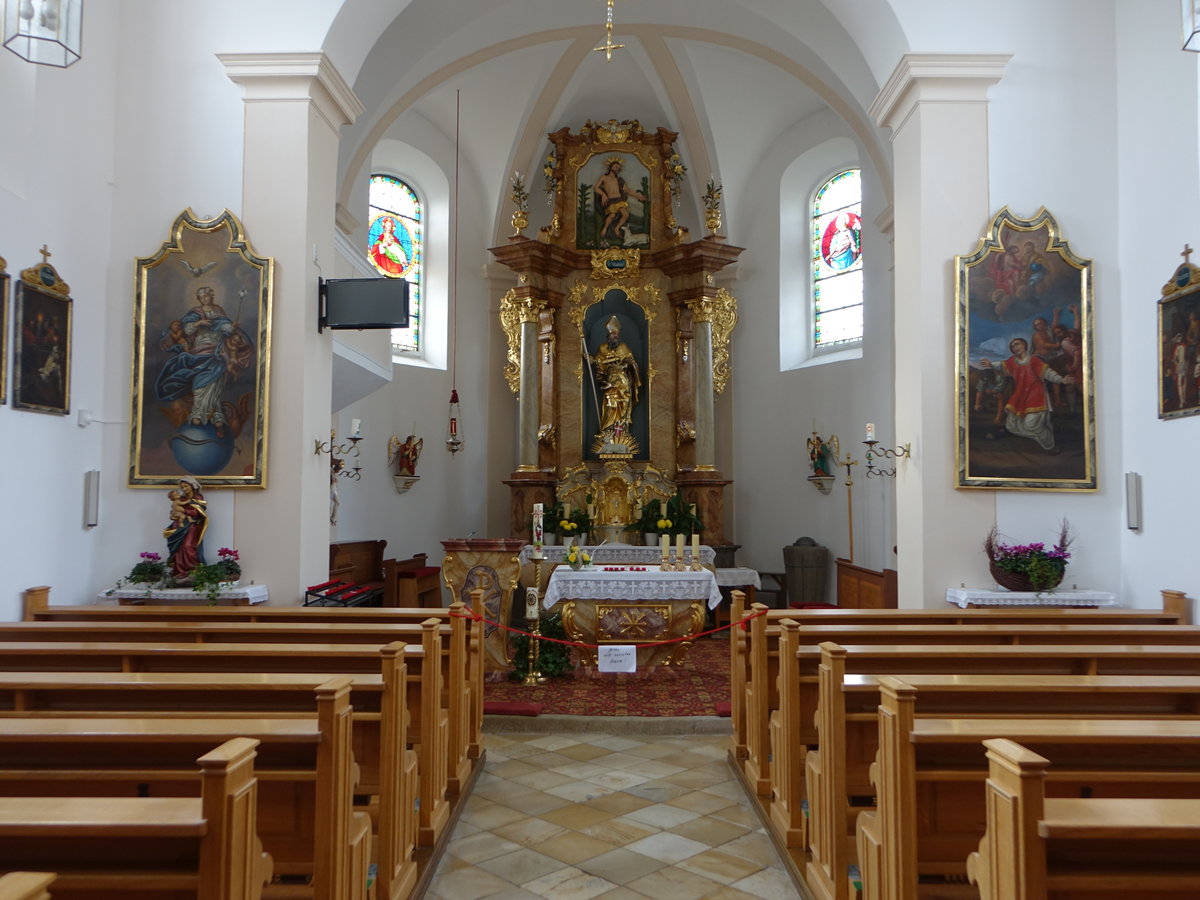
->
[425,732,798,899]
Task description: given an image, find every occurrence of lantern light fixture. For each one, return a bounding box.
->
[4,0,83,68]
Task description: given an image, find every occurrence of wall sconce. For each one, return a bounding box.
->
[863,437,911,477]
[805,430,838,494]
[1184,0,1200,50]
[4,0,83,67]
[315,429,361,480]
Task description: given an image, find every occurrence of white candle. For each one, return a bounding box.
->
[692,533,700,557]
[532,502,543,550]
[351,418,361,437]
[676,533,684,558]
[865,422,876,441]
[660,534,669,556]
[525,588,539,620]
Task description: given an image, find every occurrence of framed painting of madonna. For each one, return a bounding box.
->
[954,207,1097,491]
[12,259,72,415]
[129,208,273,488]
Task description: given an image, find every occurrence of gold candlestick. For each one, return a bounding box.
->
[523,555,547,685]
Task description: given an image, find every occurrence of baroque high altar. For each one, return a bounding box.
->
[491,120,743,547]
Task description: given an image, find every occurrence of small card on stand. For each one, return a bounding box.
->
[597,645,637,673]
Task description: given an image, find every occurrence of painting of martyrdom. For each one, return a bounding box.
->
[955,208,1096,491]
[1158,248,1200,420]
[575,152,651,250]
[12,261,72,416]
[129,209,272,487]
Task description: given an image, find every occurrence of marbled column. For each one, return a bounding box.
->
[692,318,716,470]
[517,316,540,469]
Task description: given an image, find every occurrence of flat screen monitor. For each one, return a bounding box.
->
[318,277,409,332]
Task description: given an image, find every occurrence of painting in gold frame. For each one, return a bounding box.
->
[1158,250,1200,420]
[0,256,8,405]
[955,207,1096,491]
[12,260,72,415]
[129,208,272,488]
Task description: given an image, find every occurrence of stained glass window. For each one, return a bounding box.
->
[812,169,863,350]
[368,174,422,354]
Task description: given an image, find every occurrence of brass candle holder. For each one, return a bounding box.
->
[523,553,547,685]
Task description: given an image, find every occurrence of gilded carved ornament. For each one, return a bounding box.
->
[687,289,739,395]
[676,421,697,446]
[590,248,641,279]
[538,422,556,449]
[566,281,662,331]
[498,291,548,395]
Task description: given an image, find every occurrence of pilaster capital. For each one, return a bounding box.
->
[869,52,1012,133]
[218,51,364,132]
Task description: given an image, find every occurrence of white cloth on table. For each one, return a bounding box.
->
[520,543,716,567]
[945,588,1119,608]
[542,567,723,609]
[714,567,761,589]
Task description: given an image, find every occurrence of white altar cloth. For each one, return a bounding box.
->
[543,567,723,610]
[715,567,761,590]
[946,588,1119,608]
[520,543,716,567]
[101,584,269,605]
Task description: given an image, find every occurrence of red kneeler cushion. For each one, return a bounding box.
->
[789,602,838,609]
[714,701,732,717]
[483,701,543,717]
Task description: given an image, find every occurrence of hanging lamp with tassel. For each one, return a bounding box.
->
[446,89,465,454]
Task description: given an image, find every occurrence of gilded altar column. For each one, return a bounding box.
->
[501,293,547,472]
[687,290,738,470]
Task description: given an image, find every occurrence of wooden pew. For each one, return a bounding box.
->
[22,586,486,768]
[383,554,443,608]
[0,737,270,899]
[741,614,1200,804]
[857,680,1200,900]
[0,657,418,900]
[967,738,1200,900]
[0,874,55,900]
[0,705,368,900]
[727,589,1192,771]
[0,638,452,850]
[0,613,477,796]
[801,660,1200,900]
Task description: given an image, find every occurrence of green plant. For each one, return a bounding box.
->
[631,498,664,533]
[510,612,573,679]
[663,489,704,537]
[106,551,171,597]
[189,547,241,603]
[570,494,593,533]
[984,521,1072,592]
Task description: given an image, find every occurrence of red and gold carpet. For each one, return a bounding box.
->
[483,635,731,717]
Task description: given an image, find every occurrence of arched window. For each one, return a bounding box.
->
[368,174,423,354]
[811,169,863,351]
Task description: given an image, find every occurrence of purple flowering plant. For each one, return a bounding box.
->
[127,551,168,584]
[984,521,1073,592]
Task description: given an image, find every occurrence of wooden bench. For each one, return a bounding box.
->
[857,683,1200,900]
[0,684,366,900]
[0,638,453,850]
[0,658,419,900]
[727,590,1192,780]
[740,612,1200,803]
[800,662,1200,900]
[21,586,485,768]
[968,738,1200,900]
[0,874,55,900]
[383,554,443,608]
[0,737,270,899]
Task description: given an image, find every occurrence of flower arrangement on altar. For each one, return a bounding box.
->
[662,489,704,537]
[984,521,1072,593]
[189,547,242,602]
[565,545,592,571]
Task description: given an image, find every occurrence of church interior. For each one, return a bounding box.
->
[1,1,1200,898]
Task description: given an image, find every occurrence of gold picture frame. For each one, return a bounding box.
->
[955,207,1096,491]
[1158,249,1200,420]
[129,209,273,487]
[12,259,72,415]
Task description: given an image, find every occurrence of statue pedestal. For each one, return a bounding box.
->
[441,539,526,674]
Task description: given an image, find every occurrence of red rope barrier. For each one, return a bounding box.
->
[449,607,767,650]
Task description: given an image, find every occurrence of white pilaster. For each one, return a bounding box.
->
[869,53,1010,606]
[219,52,364,602]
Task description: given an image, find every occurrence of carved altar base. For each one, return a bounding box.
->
[441,538,525,674]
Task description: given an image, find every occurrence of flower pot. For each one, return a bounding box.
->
[989,561,1064,593]
[644,532,659,546]
[543,532,559,547]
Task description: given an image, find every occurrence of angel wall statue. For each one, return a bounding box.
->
[388,434,423,476]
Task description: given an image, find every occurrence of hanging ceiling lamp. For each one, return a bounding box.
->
[4,0,82,68]
[593,0,625,61]
[1185,0,1200,50]
[446,89,465,454]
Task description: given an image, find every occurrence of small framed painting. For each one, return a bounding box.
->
[129,208,273,487]
[12,259,72,415]
[0,256,8,405]
[1158,249,1200,420]
[955,207,1096,491]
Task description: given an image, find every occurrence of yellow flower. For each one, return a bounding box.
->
[657,518,672,530]
[582,552,591,564]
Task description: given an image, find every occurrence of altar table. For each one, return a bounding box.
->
[542,567,721,672]
[101,585,269,606]
[946,587,1120,608]
[520,543,716,567]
